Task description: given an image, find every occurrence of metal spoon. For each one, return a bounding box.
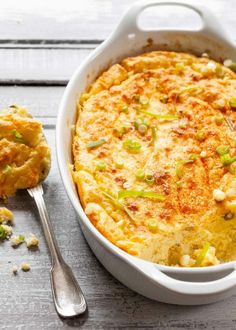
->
[28,183,87,318]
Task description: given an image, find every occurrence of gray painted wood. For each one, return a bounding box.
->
[0,0,235,40]
[1,1,236,329]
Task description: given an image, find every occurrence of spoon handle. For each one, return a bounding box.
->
[28,184,87,318]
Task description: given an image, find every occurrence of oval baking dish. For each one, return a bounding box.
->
[56,0,236,305]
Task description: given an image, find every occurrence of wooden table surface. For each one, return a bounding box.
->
[1,1,236,329]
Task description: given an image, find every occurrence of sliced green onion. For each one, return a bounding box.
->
[113,126,127,138]
[145,173,155,185]
[229,63,236,72]
[18,234,25,242]
[134,118,143,129]
[175,63,185,71]
[195,129,206,141]
[2,165,12,174]
[215,64,223,76]
[179,86,200,95]
[121,105,128,113]
[176,162,184,179]
[151,126,158,152]
[216,145,229,155]
[160,96,168,104]
[139,96,149,106]
[102,191,135,221]
[135,169,145,180]
[220,154,236,166]
[12,129,22,139]
[0,225,7,240]
[115,158,124,169]
[148,219,158,232]
[123,139,141,152]
[214,115,224,125]
[176,181,183,188]
[229,97,236,109]
[96,161,107,171]
[194,242,210,267]
[138,124,148,135]
[118,190,165,201]
[12,129,24,143]
[187,154,197,162]
[139,109,178,120]
[87,139,106,149]
[179,122,187,129]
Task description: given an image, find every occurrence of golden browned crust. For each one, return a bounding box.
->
[0,105,51,198]
[73,51,236,266]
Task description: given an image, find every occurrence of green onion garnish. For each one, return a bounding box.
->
[160,96,168,104]
[2,165,12,174]
[138,124,148,135]
[118,190,165,201]
[18,234,25,242]
[229,63,236,72]
[151,126,158,152]
[194,242,210,267]
[180,86,200,95]
[216,145,229,155]
[123,139,141,152]
[115,159,124,169]
[229,97,236,109]
[102,191,135,221]
[220,154,236,166]
[214,115,224,125]
[113,126,127,138]
[121,106,128,113]
[139,96,149,106]
[135,169,145,180]
[12,129,24,143]
[145,173,155,185]
[87,139,106,149]
[140,110,178,120]
[96,161,107,171]
[175,63,185,71]
[148,219,158,232]
[195,129,206,142]
[0,225,8,240]
[176,162,184,179]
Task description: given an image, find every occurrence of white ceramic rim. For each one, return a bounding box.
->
[56,0,236,296]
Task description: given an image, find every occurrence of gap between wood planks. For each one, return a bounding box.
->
[0,39,102,49]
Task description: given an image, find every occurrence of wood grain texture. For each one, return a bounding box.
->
[0,0,235,40]
[1,0,236,329]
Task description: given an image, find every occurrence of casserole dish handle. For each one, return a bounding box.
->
[131,258,236,295]
[112,0,234,45]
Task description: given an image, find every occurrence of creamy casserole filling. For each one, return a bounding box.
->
[72,51,236,267]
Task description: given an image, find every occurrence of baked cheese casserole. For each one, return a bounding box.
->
[0,105,51,198]
[72,51,236,267]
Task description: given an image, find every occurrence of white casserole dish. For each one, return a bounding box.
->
[56,0,236,305]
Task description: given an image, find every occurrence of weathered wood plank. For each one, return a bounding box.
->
[0,0,235,41]
[0,86,64,117]
[0,48,91,83]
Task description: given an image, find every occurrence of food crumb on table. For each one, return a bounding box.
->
[12,266,18,274]
[26,233,39,248]
[10,235,25,247]
[21,262,30,272]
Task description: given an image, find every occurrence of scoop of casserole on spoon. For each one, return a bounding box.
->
[0,105,87,318]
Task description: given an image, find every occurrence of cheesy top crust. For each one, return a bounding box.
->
[73,51,236,267]
[0,105,51,198]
